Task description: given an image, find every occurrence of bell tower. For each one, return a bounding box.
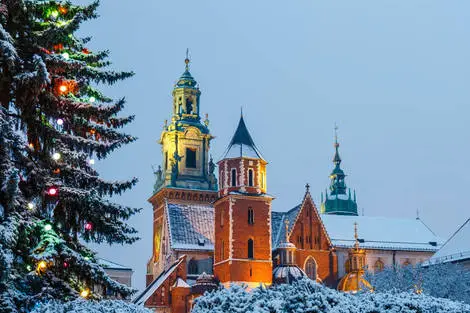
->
[214,115,273,288]
[153,53,217,192]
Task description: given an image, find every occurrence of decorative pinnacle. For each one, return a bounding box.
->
[284,219,290,242]
[354,222,359,250]
[334,123,339,148]
[305,183,310,193]
[184,48,190,70]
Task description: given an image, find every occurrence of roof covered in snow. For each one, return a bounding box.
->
[272,205,302,249]
[321,214,442,252]
[98,258,132,271]
[428,218,470,264]
[221,116,265,161]
[132,257,185,305]
[166,201,214,251]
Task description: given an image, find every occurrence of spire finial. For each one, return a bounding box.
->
[305,183,310,193]
[240,106,243,117]
[354,222,359,250]
[184,48,190,71]
[416,208,420,220]
[334,123,339,147]
[284,219,290,242]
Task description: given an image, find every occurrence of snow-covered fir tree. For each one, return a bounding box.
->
[0,1,139,311]
[192,278,470,313]
[365,263,470,304]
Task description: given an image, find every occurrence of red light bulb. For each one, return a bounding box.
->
[47,187,58,196]
[84,222,93,231]
[63,261,69,268]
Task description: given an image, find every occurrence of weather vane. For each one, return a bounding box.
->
[185,48,191,70]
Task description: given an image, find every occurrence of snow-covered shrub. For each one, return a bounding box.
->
[366,263,470,304]
[192,278,470,313]
[31,299,152,313]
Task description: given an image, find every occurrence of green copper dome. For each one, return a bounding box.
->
[175,59,198,89]
[321,132,358,216]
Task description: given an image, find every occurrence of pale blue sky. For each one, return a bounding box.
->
[79,1,470,291]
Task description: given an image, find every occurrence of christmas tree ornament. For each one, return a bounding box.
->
[53,168,61,174]
[57,118,64,125]
[47,187,58,196]
[59,84,68,93]
[89,96,96,103]
[82,48,90,54]
[61,52,69,60]
[44,224,52,231]
[84,222,93,231]
[50,10,59,19]
[28,143,34,149]
[52,152,61,160]
[63,261,69,268]
[27,202,35,210]
[53,43,64,51]
[88,159,95,165]
[80,289,90,298]
[26,265,32,271]
[37,261,47,272]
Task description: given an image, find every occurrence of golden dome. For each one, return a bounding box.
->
[337,271,372,293]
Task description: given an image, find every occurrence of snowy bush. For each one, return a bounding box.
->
[31,299,152,313]
[365,263,470,304]
[192,278,470,313]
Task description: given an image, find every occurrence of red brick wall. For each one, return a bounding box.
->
[171,287,190,313]
[218,159,267,196]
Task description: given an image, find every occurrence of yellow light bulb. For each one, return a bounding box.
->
[27,202,35,210]
[52,152,61,161]
[80,289,90,298]
[59,85,68,93]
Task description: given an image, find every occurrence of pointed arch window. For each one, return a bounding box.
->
[247,239,254,259]
[231,169,237,187]
[374,259,384,273]
[186,148,197,168]
[305,258,317,280]
[188,259,198,275]
[248,169,254,187]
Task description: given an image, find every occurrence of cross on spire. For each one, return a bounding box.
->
[184,48,191,71]
[334,123,339,146]
[354,222,360,250]
[305,183,310,193]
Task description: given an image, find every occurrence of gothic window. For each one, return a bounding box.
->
[248,207,254,225]
[161,286,165,304]
[305,258,317,280]
[186,148,197,168]
[188,259,198,275]
[165,152,168,170]
[231,169,237,187]
[186,97,193,114]
[248,239,254,259]
[374,259,384,272]
[248,169,254,186]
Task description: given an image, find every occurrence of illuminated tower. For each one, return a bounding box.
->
[213,115,273,288]
[153,53,217,192]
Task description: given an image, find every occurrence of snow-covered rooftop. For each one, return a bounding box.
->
[220,116,265,161]
[98,258,132,271]
[428,218,470,264]
[166,202,214,251]
[321,214,442,252]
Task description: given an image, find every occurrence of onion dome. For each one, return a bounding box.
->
[337,223,372,293]
[222,115,264,160]
[272,219,308,285]
[175,54,198,89]
[190,272,218,295]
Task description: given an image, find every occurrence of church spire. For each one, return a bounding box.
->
[320,125,358,216]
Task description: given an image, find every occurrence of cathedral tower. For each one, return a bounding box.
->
[153,55,217,192]
[321,127,358,216]
[214,115,273,288]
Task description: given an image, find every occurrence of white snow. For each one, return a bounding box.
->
[223,143,264,160]
[428,218,470,264]
[321,214,442,251]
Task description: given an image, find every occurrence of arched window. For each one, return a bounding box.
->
[374,259,384,272]
[247,239,254,259]
[248,207,254,225]
[231,169,237,187]
[186,148,197,168]
[188,259,198,275]
[248,169,254,187]
[304,257,317,280]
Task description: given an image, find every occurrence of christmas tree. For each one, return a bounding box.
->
[0,1,139,311]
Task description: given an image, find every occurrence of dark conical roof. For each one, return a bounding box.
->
[221,115,265,160]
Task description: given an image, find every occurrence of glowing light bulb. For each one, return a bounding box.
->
[37,261,47,272]
[63,261,69,268]
[28,143,34,149]
[50,10,59,18]
[57,118,64,125]
[80,289,90,298]
[27,202,35,210]
[47,187,58,196]
[88,159,95,165]
[84,222,93,231]
[59,85,68,93]
[89,96,96,103]
[26,265,32,271]
[61,52,69,60]
[52,152,61,160]
[44,224,52,231]
[84,256,90,261]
